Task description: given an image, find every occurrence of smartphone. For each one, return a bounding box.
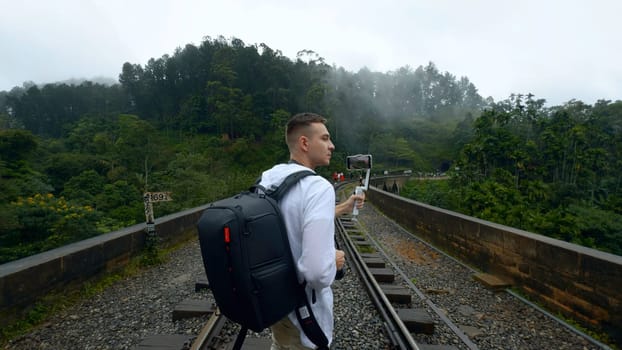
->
[346,154,372,170]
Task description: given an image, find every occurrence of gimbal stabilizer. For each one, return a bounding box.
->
[345,154,372,216]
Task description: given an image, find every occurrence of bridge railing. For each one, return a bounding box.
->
[0,204,208,328]
[367,185,622,344]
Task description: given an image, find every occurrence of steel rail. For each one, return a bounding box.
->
[191,308,227,350]
[364,230,480,350]
[335,217,420,350]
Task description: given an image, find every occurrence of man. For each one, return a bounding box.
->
[258,112,364,349]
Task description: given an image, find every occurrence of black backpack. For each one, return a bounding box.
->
[197,170,329,350]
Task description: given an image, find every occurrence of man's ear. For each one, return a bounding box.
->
[299,135,309,152]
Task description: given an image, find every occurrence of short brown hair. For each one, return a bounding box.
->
[285,112,327,147]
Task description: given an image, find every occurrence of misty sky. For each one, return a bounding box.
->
[1,0,620,106]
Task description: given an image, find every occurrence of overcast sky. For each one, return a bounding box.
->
[1,0,620,106]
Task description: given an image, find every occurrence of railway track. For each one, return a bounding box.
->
[181,220,403,349]
[336,214,475,350]
[161,185,610,350]
[187,216,466,349]
[335,216,420,350]
[188,309,226,350]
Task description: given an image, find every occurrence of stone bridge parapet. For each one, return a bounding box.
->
[367,185,621,344]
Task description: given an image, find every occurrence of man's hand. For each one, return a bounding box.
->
[335,249,345,270]
[335,192,366,216]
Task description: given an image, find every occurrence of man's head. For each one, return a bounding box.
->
[286,112,335,169]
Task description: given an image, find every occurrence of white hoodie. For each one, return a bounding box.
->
[259,163,337,348]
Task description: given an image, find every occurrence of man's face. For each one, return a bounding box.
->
[306,122,335,168]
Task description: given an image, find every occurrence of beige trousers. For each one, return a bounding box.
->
[270,316,314,350]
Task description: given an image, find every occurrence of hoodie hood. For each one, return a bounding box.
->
[259,163,315,191]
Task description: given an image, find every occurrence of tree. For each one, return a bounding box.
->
[119,62,145,114]
[0,129,37,163]
[61,169,106,206]
[95,180,142,224]
[205,81,257,140]
[1,193,100,263]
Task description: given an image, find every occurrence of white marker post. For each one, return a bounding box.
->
[143,191,173,255]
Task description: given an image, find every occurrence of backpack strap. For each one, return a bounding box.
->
[249,168,316,202]
[295,282,330,350]
[250,168,315,195]
[265,170,316,201]
[232,326,248,350]
[250,175,264,193]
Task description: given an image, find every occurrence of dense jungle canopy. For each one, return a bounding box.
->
[0,36,620,263]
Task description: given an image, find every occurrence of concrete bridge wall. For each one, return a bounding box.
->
[0,204,208,327]
[367,186,622,344]
[369,175,410,194]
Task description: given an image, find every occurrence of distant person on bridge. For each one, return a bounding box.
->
[258,112,365,350]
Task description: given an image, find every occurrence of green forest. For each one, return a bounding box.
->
[0,36,620,263]
[402,96,622,255]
